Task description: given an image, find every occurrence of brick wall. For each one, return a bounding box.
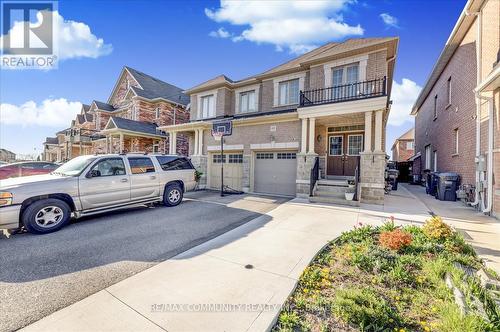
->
[392,140,414,162]
[109,71,140,108]
[414,19,477,185]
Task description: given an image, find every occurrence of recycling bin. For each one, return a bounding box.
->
[426,172,439,196]
[437,172,460,201]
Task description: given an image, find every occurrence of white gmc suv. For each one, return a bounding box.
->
[0,154,197,234]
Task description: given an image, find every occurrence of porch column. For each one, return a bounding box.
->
[300,118,308,154]
[198,129,204,155]
[172,131,177,155]
[374,110,383,152]
[307,117,316,154]
[119,133,124,153]
[364,111,373,152]
[193,130,199,156]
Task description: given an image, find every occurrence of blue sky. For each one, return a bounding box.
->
[0,0,465,157]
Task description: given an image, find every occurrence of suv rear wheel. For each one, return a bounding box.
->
[163,183,183,207]
[22,198,71,234]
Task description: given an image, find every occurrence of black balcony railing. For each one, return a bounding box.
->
[300,76,387,107]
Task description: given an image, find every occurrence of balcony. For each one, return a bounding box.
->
[299,77,387,107]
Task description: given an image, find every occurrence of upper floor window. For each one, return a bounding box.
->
[433,95,438,119]
[453,128,459,155]
[239,90,256,113]
[332,63,359,86]
[407,141,414,150]
[155,107,160,119]
[200,95,215,119]
[447,77,452,106]
[278,79,299,105]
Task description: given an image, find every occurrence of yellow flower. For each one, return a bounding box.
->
[424,327,430,332]
[396,296,401,301]
[389,318,394,323]
[399,329,406,332]
[431,307,437,312]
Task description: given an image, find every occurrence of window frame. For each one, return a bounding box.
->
[425,145,431,170]
[347,134,363,156]
[447,77,452,107]
[278,79,300,106]
[433,95,438,119]
[238,90,256,113]
[453,128,459,155]
[127,157,156,174]
[86,157,127,178]
[329,135,344,156]
[200,94,215,119]
[433,151,438,172]
[156,156,194,171]
[155,107,161,119]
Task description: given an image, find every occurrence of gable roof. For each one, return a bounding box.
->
[107,66,190,106]
[411,0,483,114]
[81,104,90,113]
[107,116,166,136]
[397,128,415,141]
[93,100,116,112]
[186,37,398,94]
[77,114,85,124]
[44,137,58,145]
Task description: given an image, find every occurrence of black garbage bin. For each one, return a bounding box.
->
[437,173,460,201]
[426,172,439,196]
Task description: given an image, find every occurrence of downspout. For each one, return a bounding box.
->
[466,9,482,208]
[479,94,494,213]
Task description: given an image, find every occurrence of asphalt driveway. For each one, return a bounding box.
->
[0,191,289,332]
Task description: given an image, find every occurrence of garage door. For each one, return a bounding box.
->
[209,153,243,191]
[254,151,297,196]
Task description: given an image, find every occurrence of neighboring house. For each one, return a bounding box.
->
[411,0,499,214]
[42,137,59,162]
[45,66,190,161]
[391,128,415,162]
[160,37,399,204]
[0,148,16,162]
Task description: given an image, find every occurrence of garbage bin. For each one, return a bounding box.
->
[437,172,460,201]
[426,172,439,196]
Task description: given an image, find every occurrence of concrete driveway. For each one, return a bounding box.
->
[0,191,289,332]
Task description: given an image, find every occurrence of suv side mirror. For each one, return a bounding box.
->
[87,169,101,178]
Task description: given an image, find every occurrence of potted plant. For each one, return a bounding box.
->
[347,180,355,189]
[194,170,203,190]
[345,187,355,201]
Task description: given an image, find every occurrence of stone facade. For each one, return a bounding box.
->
[359,152,386,204]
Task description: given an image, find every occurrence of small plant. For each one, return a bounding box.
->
[194,170,203,182]
[379,229,412,251]
[380,216,398,232]
[423,216,453,241]
[339,222,374,243]
[277,310,301,331]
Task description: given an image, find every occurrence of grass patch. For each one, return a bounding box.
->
[274,218,500,332]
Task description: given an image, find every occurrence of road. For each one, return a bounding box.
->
[0,191,288,332]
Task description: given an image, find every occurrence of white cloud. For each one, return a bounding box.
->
[0,11,112,60]
[209,27,232,38]
[205,0,363,54]
[0,99,82,127]
[380,13,399,28]
[388,79,422,126]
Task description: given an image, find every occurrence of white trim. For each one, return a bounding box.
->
[250,142,299,150]
[323,54,368,88]
[298,96,386,118]
[328,135,343,156]
[272,72,306,107]
[235,84,260,114]
[207,144,244,152]
[197,89,218,120]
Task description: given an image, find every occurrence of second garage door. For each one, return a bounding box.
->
[254,151,297,196]
[209,153,243,191]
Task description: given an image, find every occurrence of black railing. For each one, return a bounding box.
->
[354,156,361,201]
[300,77,387,107]
[310,156,319,197]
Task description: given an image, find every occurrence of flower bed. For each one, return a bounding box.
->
[274,217,500,332]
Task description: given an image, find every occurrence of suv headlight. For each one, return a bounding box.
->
[0,192,13,206]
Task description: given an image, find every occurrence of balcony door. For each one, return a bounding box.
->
[331,64,359,100]
[327,133,363,177]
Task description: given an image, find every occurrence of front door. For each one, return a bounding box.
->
[327,133,363,176]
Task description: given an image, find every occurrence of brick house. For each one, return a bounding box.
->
[0,148,16,163]
[44,67,190,161]
[411,0,499,214]
[391,128,414,162]
[160,37,399,204]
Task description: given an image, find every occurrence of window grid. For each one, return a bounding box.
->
[228,154,243,163]
[256,153,274,159]
[347,135,363,155]
[277,152,296,160]
[201,95,215,119]
[212,154,226,164]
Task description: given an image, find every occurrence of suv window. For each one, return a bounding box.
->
[89,158,126,177]
[156,156,193,171]
[128,157,155,174]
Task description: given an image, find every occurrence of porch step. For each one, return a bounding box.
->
[317,179,349,187]
[309,195,360,207]
[315,186,348,197]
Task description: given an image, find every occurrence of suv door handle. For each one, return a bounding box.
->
[120,178,128,182]
[149,175,156,180]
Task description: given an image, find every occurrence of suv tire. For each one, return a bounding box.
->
[163,183,183,207]
[22,198,71,234]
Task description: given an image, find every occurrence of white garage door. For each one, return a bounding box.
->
[209,153,243,191]
[254,151,297,196]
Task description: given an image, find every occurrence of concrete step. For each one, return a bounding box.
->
[309,195,360,207]
[317,179,349,187]
[316,185,348,195]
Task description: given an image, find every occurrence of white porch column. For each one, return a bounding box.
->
[364,111,373,152]
[374,110,383,152]
[307,117,316,154]
[193,130,199,156]
[300,118,308,154]
[198,129,204,155]
[171,131,177,155]
[168,132,173,154]
[119,133,124,153]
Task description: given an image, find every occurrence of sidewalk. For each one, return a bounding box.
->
[23,185,500,332]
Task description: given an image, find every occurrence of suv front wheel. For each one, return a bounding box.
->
[163,183,183,207]
[22,198,71,234]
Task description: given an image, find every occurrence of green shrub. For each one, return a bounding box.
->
[380,216,398,232]
[277,310,301,331]
[339,223,375,244]
[332,287,401,331]
[423,216,453,241]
